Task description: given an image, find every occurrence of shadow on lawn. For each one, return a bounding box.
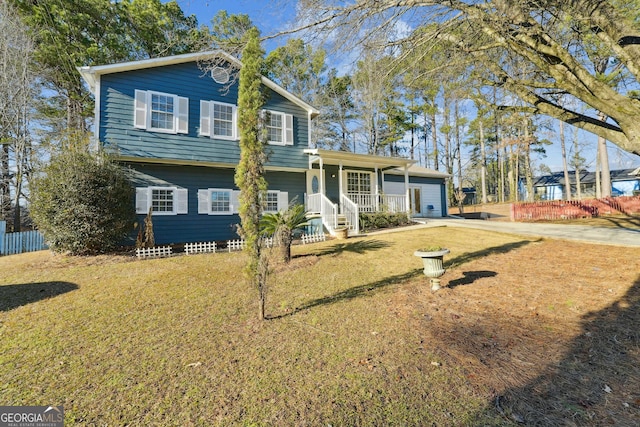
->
[445,239,536,270]
[447,270,497,288]
[274,239,532,320]
[482,275,640,425]
[310,239,392,257]
[0,282,78,312]
[269,268,423,320]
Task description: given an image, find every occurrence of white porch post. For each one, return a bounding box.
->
[404,165,410,215]
[374,166,379,211]
[338,162,343,212]
[319,157,324,196]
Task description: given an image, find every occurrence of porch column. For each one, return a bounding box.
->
[374,166,379,211]
[338,161,343,203]
[404,165,410,215]
[319,157,324,196]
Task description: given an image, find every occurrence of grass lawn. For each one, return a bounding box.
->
[1,226,639,426]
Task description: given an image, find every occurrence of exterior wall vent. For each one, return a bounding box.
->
[211,67,230,84]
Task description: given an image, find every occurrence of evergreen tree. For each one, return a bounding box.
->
[235,27,269,320]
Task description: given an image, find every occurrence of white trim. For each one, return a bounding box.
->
[177,96,189,134]
[134,90,147,129]
[264,110,293,146]
[263,190,289,213]
[199,188,235,215]
[116,156,308,173]
[209,101,238,140]
[93,78,101,150]
[199,100,211,137]
[146,90,180,134]
[345,169,375,195]
[135,186,187,216]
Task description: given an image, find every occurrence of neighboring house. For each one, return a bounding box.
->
[79,50,449,245]
[531,168,640,200]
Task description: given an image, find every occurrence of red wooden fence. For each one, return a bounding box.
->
[511,196,640,221]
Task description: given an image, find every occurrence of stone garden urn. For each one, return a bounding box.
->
[414,248,450,291]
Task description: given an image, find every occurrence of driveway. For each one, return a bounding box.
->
[421,218,640,248]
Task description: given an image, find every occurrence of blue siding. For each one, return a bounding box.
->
[128,163,306,244]
[100,62,309,169]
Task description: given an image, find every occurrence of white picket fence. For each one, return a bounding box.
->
[301,232,326,245]
[136,245,173,259]
[0,221,47,256]
[185,241,217,255]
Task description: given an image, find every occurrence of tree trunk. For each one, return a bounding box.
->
[0,143,10,225]
[523,119,534,202]
[573,127,582,200]
[431,109,438,170]
[597,112,612,198]
[559,120,571,201]
[479,120,488,204]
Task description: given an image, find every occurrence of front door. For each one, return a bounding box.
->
[410,186,422,216]
[306,169,322,196]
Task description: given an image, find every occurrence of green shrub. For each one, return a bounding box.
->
[30,150,135,255]
[359,212,410,231]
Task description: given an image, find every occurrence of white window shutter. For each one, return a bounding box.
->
[177,96,189,134]
[135,187,149,214]
[278,191,289,211]
[199,101,210,137]
[197,189,210,214]
[175,188,188,214]
[231,190,241,214]
[134,90,147,129]
[232,105,239,139]
[284,114,294,145]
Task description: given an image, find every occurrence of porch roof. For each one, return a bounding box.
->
[304,148,415,170]
[385,165,451,179]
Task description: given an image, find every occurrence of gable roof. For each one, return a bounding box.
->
[77,50,320,117]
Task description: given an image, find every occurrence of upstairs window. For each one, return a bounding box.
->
[199,101,238,140]
[263,110,294,146]
[136,186,188,215]
[134,90,189,134]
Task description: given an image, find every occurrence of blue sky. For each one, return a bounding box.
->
[176,0,295,51]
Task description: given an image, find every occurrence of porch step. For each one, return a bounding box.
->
[337,214,349,227]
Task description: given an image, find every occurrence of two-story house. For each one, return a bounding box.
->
[78,50,449,245]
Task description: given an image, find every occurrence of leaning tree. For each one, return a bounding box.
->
[290,0,640,158]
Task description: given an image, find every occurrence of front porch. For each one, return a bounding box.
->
[303,149,415,236]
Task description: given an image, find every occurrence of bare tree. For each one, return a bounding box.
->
[0,2,36,231]
[289,1,640,158]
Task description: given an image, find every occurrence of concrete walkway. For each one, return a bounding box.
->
[407,218,640,248]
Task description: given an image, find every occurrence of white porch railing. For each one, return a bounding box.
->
[346,193,406,213]
[381,194,406,213]
[347,193,377,212]
[307,193,339,234]
[340,194,359,235]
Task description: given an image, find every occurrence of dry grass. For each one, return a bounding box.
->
[1,226,638,426]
